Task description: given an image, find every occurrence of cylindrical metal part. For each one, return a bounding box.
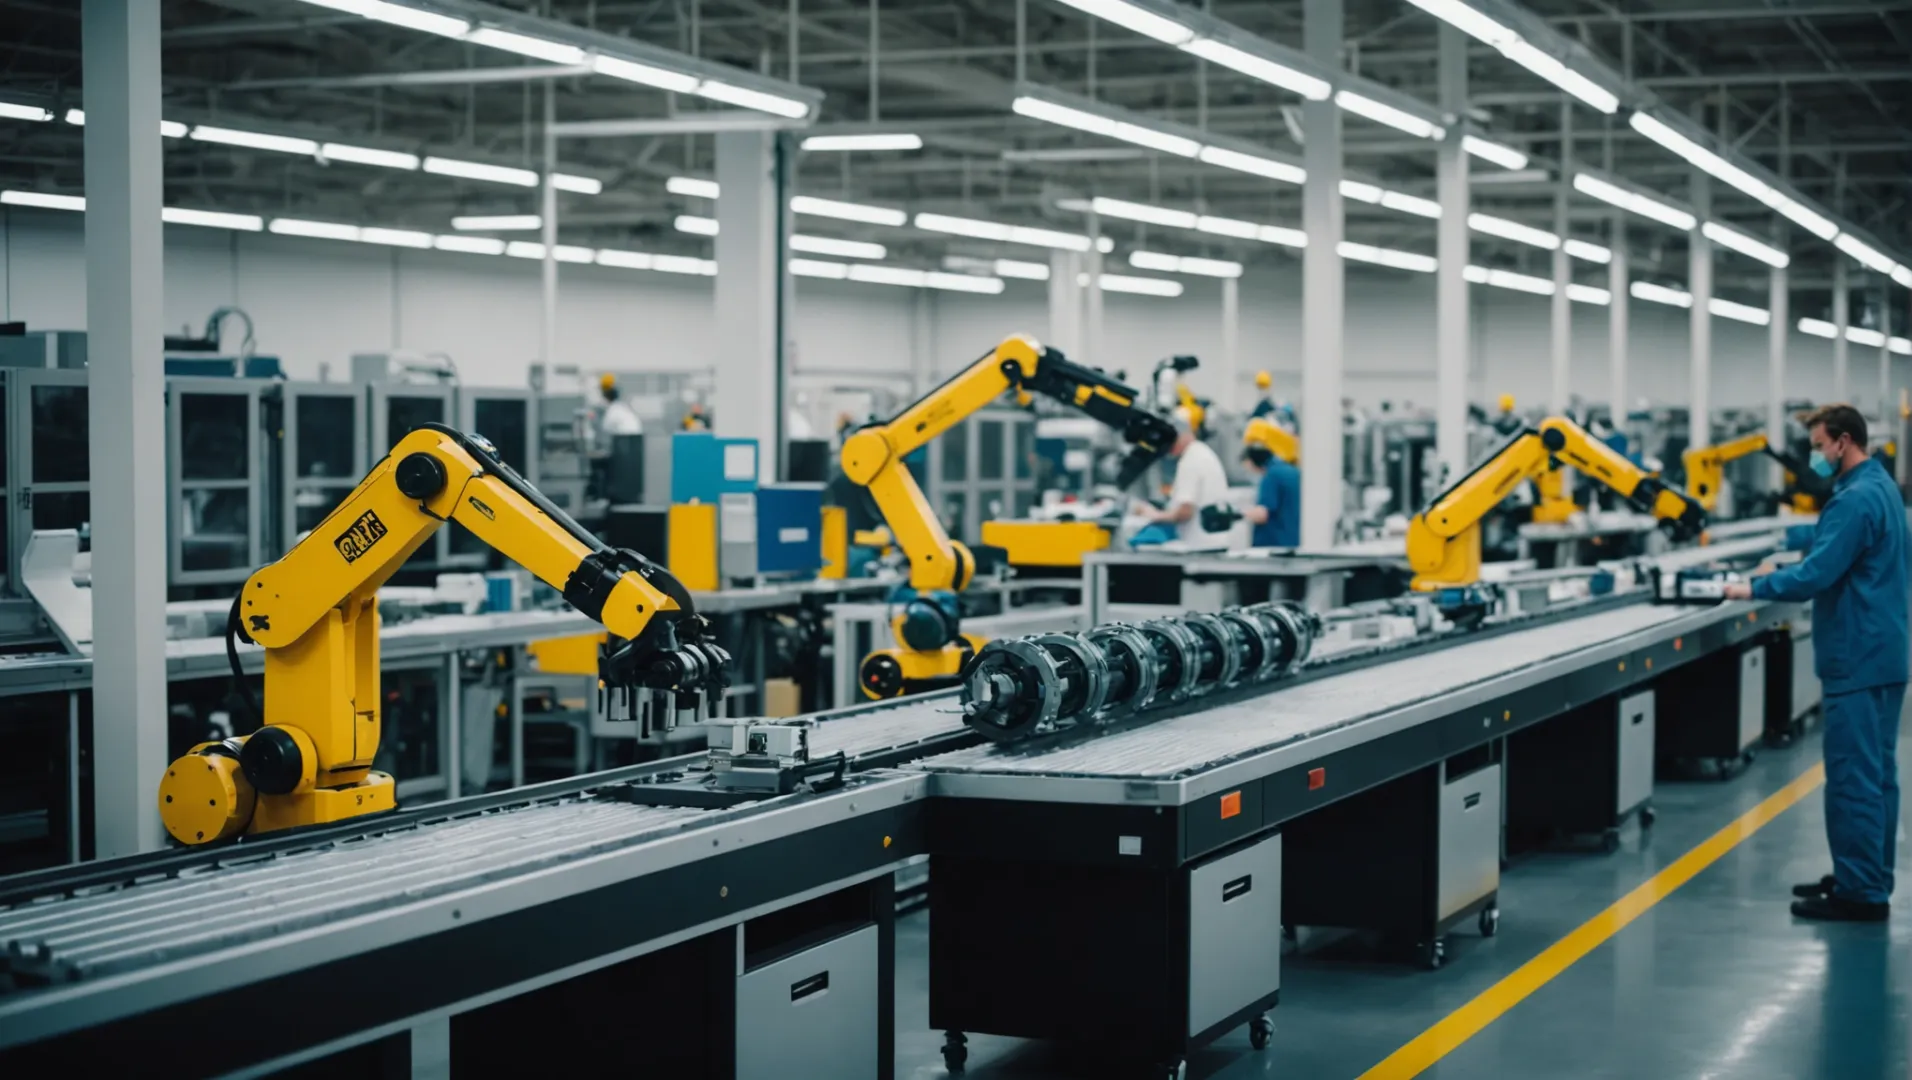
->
[1137,618,1204,703]
[1085,623,1158,721]
[1179,611,1244,694]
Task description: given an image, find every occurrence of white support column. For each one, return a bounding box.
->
[1551,105,1572,416]
[1085,213,1105,368]
[1878,280,1891,416]
[1767,266,1788,490]
[1220,276,1240,404]
[1610,213,1629,431]
[1434,24,1469,484]
[540,86,558,372]
[1047,250,1083,358]
[1688,169,1712,449]
[83,0,167,857]
[713,130,789,475]
[1832,260,1849,401]
[1299,0,1344,548]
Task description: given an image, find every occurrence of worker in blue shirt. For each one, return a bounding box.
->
[1725,404,1909,922]
[1241,445,1301,547]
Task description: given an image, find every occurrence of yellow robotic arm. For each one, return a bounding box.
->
[160,423,727,845]
[1407,416,1704,592]
[1244,417,1300,465]
[841,333,1174,697]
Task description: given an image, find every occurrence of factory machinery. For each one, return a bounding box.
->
[0,506,1816,1078]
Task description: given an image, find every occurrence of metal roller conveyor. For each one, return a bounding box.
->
[961,602,1321,743]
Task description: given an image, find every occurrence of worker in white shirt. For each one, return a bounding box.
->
[598,373,644,438]
[1132,408,1233,544]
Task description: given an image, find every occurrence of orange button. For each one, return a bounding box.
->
[1307,767,1326,791]
[1220,790,1242,819]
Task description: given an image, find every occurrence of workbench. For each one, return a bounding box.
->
[1084,549,1403,625]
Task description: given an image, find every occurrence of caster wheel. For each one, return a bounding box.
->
[1418,938,1446,970]
[1638,805,1657,829]
[1156,1059,1187,1080]
[1250,1013,1275,1050]
[1478,906,1500,938]
[942,1031,967,1075]
[1600,828,1622,854]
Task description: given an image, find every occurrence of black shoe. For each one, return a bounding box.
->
[1792,874,1837,898]
[1791,893,1890,922]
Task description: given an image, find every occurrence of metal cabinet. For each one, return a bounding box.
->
[452,388,536,562]
[366,383,482,571]
[1437,762,1501,924]
[921,406,1036,545]
[279,382,366,553]
[735,925,880,1080]
[1615,690,1656,818]
[1738,645,1767,753]
[166,377,270,585]
[1187,830,1282,1039]
[4,369,89,599]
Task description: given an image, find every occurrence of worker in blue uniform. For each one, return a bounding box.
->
[1725,404,1909,922]
[1241,445,1301,548]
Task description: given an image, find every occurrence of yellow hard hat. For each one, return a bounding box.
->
[1255,371,1272,390]
[598,372,617,394]
[1498,393,1515,413]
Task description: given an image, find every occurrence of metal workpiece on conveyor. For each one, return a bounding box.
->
[960,602,1321,743]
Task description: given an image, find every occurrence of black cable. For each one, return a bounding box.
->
[226,593,264,729]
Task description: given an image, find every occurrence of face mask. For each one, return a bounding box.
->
[1809,449,1837,478]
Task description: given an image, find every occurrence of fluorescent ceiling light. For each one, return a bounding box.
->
[1468,212,1558,250]
[1461,135,1528,170]
[452,214,542,231]
[1097,235,1115,253]
[594,249,653,269]
[790,235,888,260]
[0,102,52,122]
[434,235,507,254]
[319,142,420,170]
[913,212,1092,251]
[1798,318,1836,340]
[1563,239,1612,264]
[1701,221,1789,269]
[667,176,721,199]
[1709,298,1770,326]
[192,125,318,155]
[1630,281,1692,308]
[1,190,85,211]
[1013,96,1116,138]
[993,259,1051,280]
[551,174,603,195]
[591,55,700,93]
[424,157,538,186]
[1566,284,1612,305]
[359,1,470,37]
[791,195,908,227]
[675,214,720,236]
[1081,273,1185,297]
[1179,39,1330,101]
[791,258,850,279]
[505,241,594,263]
[652,254,717,276]
[270,218,361,241]
[162,120,190,139]
[801,133,923,152]
[696,81,810,119]
[464,26,585,64]
[1463,265,1554,296]
[1110,119,1201,157]
[1759,190,1838,242]
[1380,190,1442,219]
[1049,0,1195,45]
[1129,250,1243,278]
[1403,0,1518,47]
[1846,326,1886,348]
[927,271,1005,294]
[358,226,433,249]
[1629,113,1771,205]
[1572,173,1695,231]
[848,264,925,288]
[1195,214,1261,240]
[1892,265,1912,289]
[162,207,263,231]
[1333,91,1443,140]
[1196,145,1306,184]
[1337,241,1438,273]
[1496,39,1619,114]
[1257,224,1309,248]
[1834,233,1897,275]
[1093,196,1196,230]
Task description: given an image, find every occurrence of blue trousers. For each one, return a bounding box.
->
[1823,684,1905,904]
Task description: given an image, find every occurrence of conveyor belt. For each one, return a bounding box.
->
[0,799,712,986]
[810,693,968,762]
[918,602,1697,783]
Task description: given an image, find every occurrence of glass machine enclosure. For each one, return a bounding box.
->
[3,368,90,597]
[279,382,366,555]
[453,388,537,562]
[367,381,483,572]
[166,377,271,586]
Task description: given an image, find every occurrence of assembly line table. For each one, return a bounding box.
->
[1085,549,1403,624]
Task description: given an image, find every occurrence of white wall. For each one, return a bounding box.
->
[4,205,1898,413]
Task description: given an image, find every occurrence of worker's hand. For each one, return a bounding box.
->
[1721,581,1754,601]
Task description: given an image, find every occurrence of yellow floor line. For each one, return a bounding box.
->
[1357,760,1827,1080]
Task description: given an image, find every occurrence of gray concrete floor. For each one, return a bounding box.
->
[893,715,1912,1079]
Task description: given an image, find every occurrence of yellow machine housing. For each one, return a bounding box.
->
[819,505,849,579]
[159,423,720,846]
[980,519,1111,568]
[841,334,1173,697]
[1531,466,1576,524]
[1406,416,1704,591]
[667,502,721,591]
[1243,417,1299,465]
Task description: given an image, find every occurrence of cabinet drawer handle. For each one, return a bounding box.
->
[1631,712,1646,725]
[1463,792,1482,810]
[1222,875,1253,902]
[790,971,830,1002]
